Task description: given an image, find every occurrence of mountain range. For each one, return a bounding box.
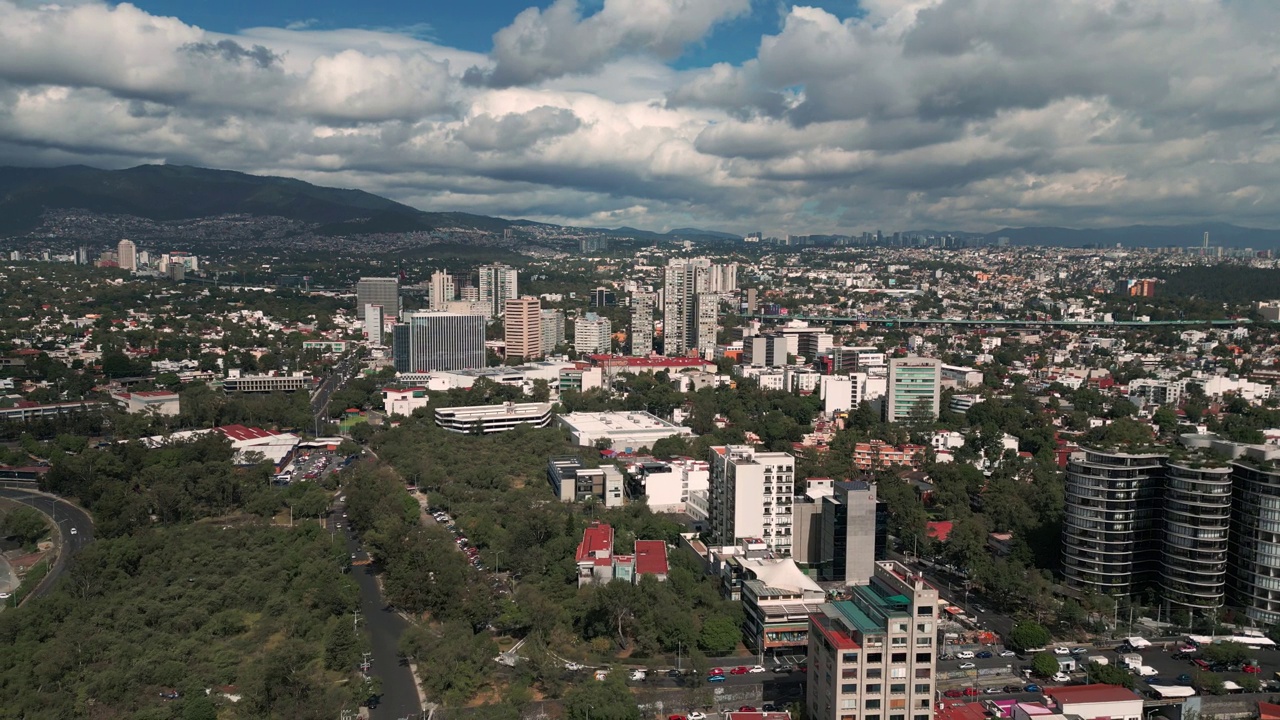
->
[1,164,1278,249]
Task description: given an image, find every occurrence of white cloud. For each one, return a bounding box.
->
[0,0,1279,234]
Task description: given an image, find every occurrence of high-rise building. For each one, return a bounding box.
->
[356,277,400,321]
[590,287,617,307]
[478,264,518,318]
[745,334,789,367]
[541,309,565,354]
[745,287,759,314]
[629,292,657,356]
[663,258,712,356]
[429,269,455,309]
[708,263,738,293]
[819,481,886,584]
[807,561,938,720]
[708,445,795,554]
[574,312,612,354]
[77,246,89,265]
[394,312,485,372]
[884,357,941,422]
[364,304,385,346]
[694,293,719,357]
[116,239,137,271]
[504,296,542,360]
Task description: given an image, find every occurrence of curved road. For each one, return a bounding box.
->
[0,483,94,600]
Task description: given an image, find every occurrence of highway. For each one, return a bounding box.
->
[310,353,360,432]
[0,484,94,600]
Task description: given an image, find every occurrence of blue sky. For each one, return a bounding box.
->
[128,0,862,67]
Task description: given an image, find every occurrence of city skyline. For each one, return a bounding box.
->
[1,1,1279,235]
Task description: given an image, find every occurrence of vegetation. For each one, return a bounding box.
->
[1007,621,1050,652]
[0,505,49,547]
[1030,652,1060,678]
[1084,661,1135,689]
[0,522,364,719]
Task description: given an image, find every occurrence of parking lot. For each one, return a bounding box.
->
[275,450,341,484]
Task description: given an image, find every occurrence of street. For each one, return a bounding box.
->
[0,484,94,600]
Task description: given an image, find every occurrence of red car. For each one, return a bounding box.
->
[730,667,750,675]
[963,688,980,697]
[797,664,808,673]
[1244,665,1262,674]
[709,668,725,676]
[739,707,757,712]
[943,689,964,698]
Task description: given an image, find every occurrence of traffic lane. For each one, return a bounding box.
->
[0,488,94,598]
[346,538,421,719]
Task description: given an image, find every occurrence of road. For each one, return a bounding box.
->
[342,507,422,719]
[0,484,94,600]
[311,353,361,429]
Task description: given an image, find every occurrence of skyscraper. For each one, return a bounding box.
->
[629,291,657,356]
[884,356,941,422]
[504,296,542,360]
[395,312,485,372]
[478,264,518,318]
[117,239,137,271]
[574,313,612,354]
[540,309,565,354]
[708,445,795,554]
[429,269,455,309]
[663,258,718,356]
[356,277,400,321]
[694,293,719,357]
[363,305,385,346]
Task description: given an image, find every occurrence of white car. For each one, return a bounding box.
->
[959,663,976,670]
[629,670,646,681]
[749,665,766,673]
[999,650,1016,657]
[1053,647,1070,655]
[689,713,707,720]
[70,527,78,535]
[565,662,584,671]
[1052,672,1071,683]
[956,651,976,659]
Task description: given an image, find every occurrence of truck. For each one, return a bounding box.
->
[1120,653,1143,670]
[1137,665,1158,677]
[1087,655,1110,666]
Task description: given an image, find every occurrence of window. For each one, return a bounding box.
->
[914,653,932,664]
[890,668,906,679]
[916,606,932,616]
[890,683,906,695]
[916,637,932,646]
[892,637,908,647]
[843,652,860,663]
[891,653,907,663]
[866,700,881,710]
[914,684,930,694]
[916,714,932,720]
[866,684,882,694]
[916,622,932,633]
[891,714,906,720]
[867,669,883,680]
[890,701,906,711]
[841,700,859,711]
[914,668,931,679]
[842,684,858,694]
[893,622,909,633]
[868,652,883,663]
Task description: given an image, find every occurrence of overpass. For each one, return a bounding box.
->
[744,314,1250,329]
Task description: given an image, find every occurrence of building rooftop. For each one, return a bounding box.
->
[560,411,690,434]
[575,522,614,563]
[1045,684,1141,705]
[935,703,987,720]
[435,402,553,420]
[634,540,669,576]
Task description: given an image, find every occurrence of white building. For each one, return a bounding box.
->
[573,313,612,354]
[630,457,709,513]
[364,304,385,345]
[540,309,566,354]
[434,402,553,434]
[709,445,795,554]
[478,264,518,318]
[558,411,694,452]
[1042,685,1143,720]
[382,387,430,417]
[117,239,137,271]
[819,374,865,414]
[110,390,179,416]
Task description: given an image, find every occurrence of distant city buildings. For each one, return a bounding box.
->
[116,239,136,271]
[394,311,485,372]
[574,312,612,354]
[663,258,729,357]
[356,277,400,321]
[629,291,657,356]
[478,264,518,318]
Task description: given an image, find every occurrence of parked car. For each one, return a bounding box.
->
[984,687,1003,695]
[1053,647,1070,655]
[959,663,977,670]
[1024,684,1041,693]
[707,675,726,683]
[709,668,724,676]
[630,670,647,681]
[1052,672,1071,683]
[1071,647,1089,656]
[1000,650,1017,657]
[963,688,980,697]
[762,705,778,712]
[774,665,793,673]
[688,712,706,720]
[943,689,965,698]
[976,651,993,659]
[1171,652,1191,660]
[739,707,757,713]
[1176,674,1193,686]
[1244,665,1263,674]
[1004,685,1023,693]
[730,667,750,675]
[668,715,685,720]
[956,651,976,659]
[749,665,766,673]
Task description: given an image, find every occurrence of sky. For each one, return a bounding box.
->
[1,0,1279,235]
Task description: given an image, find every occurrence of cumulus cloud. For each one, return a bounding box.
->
[466,0,750,87]
[1,0,1280,233]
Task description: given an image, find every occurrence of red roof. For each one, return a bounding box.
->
[1045,684,1140,705]
[936,703,987,720]
[634,540,669,576]
[575,522,613,563]
[215,425,280,442]
[927,520,953,542]
[1260,702,1280,720]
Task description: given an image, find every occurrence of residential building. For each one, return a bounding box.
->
[396,311,485,372]
[382,387,429,417]
[745,334,789,367]
[745,287,759,314]
[222,371,314,393]
[504,296,542,360]
[558,411,695,452]
[885,357,941,422]
[356,277,400,321]
[434,402,553,434]
[429,269,455,309]
[820,375,863,415]
[548,456,625,507]
[541,309,566,354]
[574,522,668,586]
[478,264,518,318]
[574,312,612,354]
[630,291,657,356]
[110,390,179,416]
[709,445,796,554]
[695,293,719,358]
[663,258,714,356]
[363,304,385,345]
[739,557,827,654]
[806,561,939,720]
[630,457,709,513]
[116,239,137,271]
[852,441,926,471]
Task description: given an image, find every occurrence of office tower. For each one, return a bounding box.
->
[356,277,400,321]
[884,357,941,422]
[744,334,788,367]
[708,445,795,554]
[630,291,657,356]
[662,258,712,355]
[364,305,385,346]
[116,239,137,271]
[574,312,612,354]
[137,250,150,267]
[807,561,938,720]
[819,481,885,583]
[478,264,518,318]
[745,288,758,314]
[504,297,542,360]
[590,287,617,307]
[392,325,411,372]
[396,312,485,371]
[77,246,89,265]
[429,269,455,309]
[541,309,565,354]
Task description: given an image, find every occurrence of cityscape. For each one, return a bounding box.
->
[2,3,1280,720]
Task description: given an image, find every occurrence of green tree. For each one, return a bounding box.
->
[1008,621,1051,652]
[1191,670,1225,695]
[562,671,641,720]
[1085,662,1135,689]
[1,506,48,546]
[1200,641,1248,665]
[324,617,359,671]
[1031,652,1060,678]
[697,614,740,655]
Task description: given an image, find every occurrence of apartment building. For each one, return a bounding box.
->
[709,445,796,554]
[504,296,542,360]
[852,441,927,471]
[547,456,625,507]
[574,313,612,354]
[807,561,939,720]
[478,264,518,318]
[630,291,657,356]
[884,357,941,422]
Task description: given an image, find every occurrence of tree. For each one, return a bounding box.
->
[697,614,741,656]
[1007,621,1051,652]
[1,506,48,546]
[1085,662,1135,689]
[324,617,359,671]
[1031,652,1060,678]
[1191,670,1225,695]
[1200,641,1248,665]
[562,671,641,720]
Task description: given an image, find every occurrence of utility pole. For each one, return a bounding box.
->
[354,609,362,633]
